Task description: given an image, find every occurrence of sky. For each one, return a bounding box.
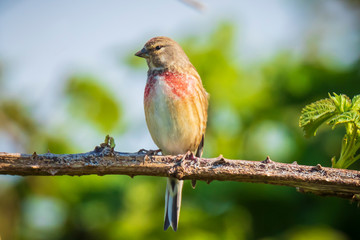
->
[0,0,358,153]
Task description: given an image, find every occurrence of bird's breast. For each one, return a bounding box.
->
[143,71,203,155]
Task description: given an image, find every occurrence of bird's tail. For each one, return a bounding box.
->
[164,177,183,231]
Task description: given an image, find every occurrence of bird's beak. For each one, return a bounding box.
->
[135,47,149,58]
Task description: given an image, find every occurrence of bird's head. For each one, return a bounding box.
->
[135,36,191,72]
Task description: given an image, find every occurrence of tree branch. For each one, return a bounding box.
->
[1,146,359,201]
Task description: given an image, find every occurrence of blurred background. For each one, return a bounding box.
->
[0,0,359,239]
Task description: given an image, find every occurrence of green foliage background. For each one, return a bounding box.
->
[1,16,360,240]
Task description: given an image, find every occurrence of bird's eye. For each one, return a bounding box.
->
[155,45,162,50]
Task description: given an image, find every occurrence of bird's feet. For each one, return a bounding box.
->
[180,151,198,189]
[180,151,197,161]
[137,148,162,156]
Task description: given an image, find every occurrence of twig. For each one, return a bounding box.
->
[0,148,359,201]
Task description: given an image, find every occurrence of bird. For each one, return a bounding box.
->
[135,36,208,231]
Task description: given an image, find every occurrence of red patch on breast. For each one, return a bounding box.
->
[144,76,156,99]
[145,71,194,100]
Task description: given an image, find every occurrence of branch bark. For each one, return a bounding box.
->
[1,146,360,201]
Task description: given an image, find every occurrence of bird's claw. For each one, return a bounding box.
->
[180,151,198,189]
[191,180,197,189]
[180,151,197,161]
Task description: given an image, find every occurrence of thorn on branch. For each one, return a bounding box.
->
[262,156,273,164]
[31,152,38,160]
[191,180,197,189]
[214,155,228,166]
[48,169,59,176]
[313,164,323,171]
[94,146,103,153]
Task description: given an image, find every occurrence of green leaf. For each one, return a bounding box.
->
[300,93,360,169]
[351,94,360,111]
[65,75,122,133]
[329,93,352,112]
[299,98,337,137]
[328,111,360,129]
[110,137,116,149]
